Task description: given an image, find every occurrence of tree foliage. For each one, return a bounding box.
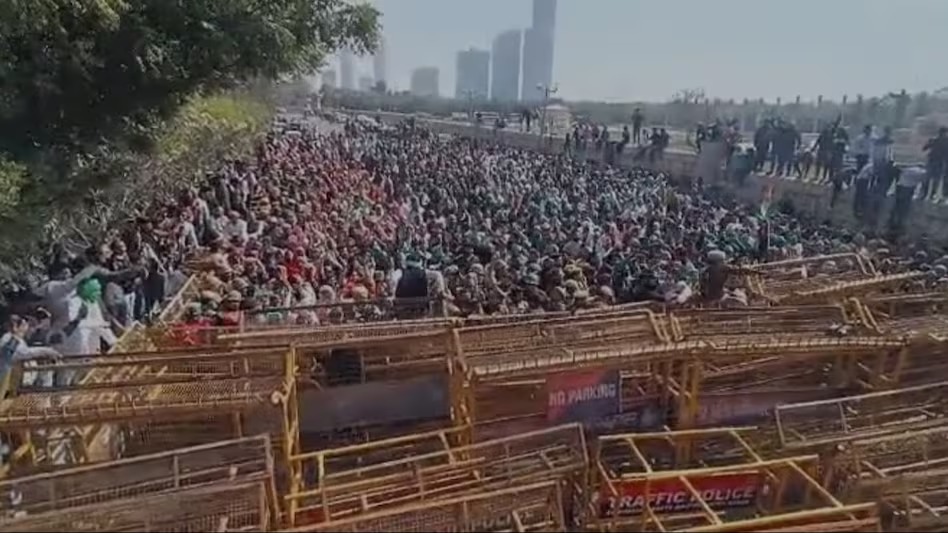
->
[0,0,377,275]
[0,90,274,275]
[0,158,26,218]
[0,0,378,160]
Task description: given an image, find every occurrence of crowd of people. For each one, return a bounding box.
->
[156,119,945,330]
[751,119,948,192]
[4,115,948,401]
[744,118,948,234]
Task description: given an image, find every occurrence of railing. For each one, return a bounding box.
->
[669,305,858,341]
[774,381,948,450]
[0,434,276,516]
[1,287,183,476]
[591,440,878,533]
[154,274,202,325]
[784,271,927,304]
[0,330,290,475]
[0,481,272,532]
[289,481,565,533]
[283,423,586,526]
[244,296,447,328]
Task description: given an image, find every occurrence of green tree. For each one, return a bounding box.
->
[0,0,378,271]
[0,0,378,161]
[0,158,26,218]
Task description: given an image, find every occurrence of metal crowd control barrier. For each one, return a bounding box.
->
[589,427,881,532]
[283,423,587,527]
[783,271,927,305]
[856,292,948,339]
[243,296,447,328]
[0,344,295,477]
[1,275,199,478]
[0,481,272,532]
[460,332,906,440]
[842,431,948,532]
[0,435,278,516]
[774,381,948,451]
[286,481,566,532]
[0,258,942,526]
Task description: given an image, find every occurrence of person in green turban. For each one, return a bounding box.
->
[59,277,117,386]
[76,277,102,304]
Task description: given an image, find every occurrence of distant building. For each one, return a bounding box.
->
[321,69,337,89]
[491,30,522,102]
[521,0,557,101]
[411,67,440,97]
[533,0,557,32]
[521,28,547,101]
[358,75,374,92]
[455,48,490,100]
[373,37,387,87]
[339,48,356,90]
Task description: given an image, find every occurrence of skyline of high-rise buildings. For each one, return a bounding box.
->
[336,0,559,100]
[491,29,522,103]
[455,48,490,100]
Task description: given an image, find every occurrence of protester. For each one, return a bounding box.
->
[620,125,631,154]
[158,118,934,321]
[829,124,849,182]
[852,161,874,221]
[872,126,895,169]
[1,315,61,398]
[4,116,946,335]
[631,108,645,145]
[868,160,899,232]
[889,165,925,237]
[852,125,874,174]
[753,120,773,172]
[770,120,800,177]
[923,127,948,200]
[815,124,834,181]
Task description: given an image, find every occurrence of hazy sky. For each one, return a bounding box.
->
[338,0,948,103]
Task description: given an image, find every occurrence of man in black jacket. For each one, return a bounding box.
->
[394,253,429,319]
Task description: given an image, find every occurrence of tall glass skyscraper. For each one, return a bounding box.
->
[521,0,557,102]
[455,48,490,100]
[533,0,557,32]
[372,37,387,88]
[491,30,522,102]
